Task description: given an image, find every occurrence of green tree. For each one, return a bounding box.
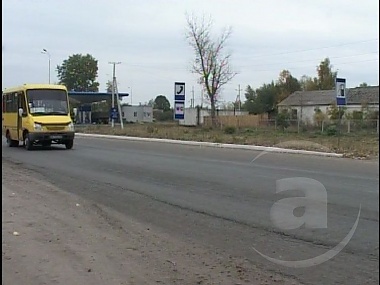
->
[359,82,369,87]
[57,53,100,92]
[316,58,337,90]
[242,85,256,112]
[146,99,155,107]
[154,95,171,111]
[106,80,113,93]
[185,13,237,125]
[299,75,318,91]
[245,85,256,101]
[247,81,279,115]
[277,70,301,101]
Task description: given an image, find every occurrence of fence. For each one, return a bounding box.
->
[203,114,268,128]
[258,118,379,134]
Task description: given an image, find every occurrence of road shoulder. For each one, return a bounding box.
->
[2,160,301,285]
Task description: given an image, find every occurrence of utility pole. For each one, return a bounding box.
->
[108,61,122,128]
[235,84,242,112]
[299,87,304,133]
[114,76,124,129]
[191,86,195,108]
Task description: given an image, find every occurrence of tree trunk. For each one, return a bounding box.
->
[210,98,216,127]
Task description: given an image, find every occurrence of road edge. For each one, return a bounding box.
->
[75,133,344,158]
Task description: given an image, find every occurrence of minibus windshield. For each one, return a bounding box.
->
[27,89,69,115]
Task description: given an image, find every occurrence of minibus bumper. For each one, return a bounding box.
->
[28,132,75,141]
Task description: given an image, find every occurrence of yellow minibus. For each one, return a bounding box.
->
[2,84,75,150]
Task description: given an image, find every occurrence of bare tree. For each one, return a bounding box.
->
[185,13,237,125]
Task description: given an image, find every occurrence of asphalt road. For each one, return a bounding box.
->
[2,136,379,285]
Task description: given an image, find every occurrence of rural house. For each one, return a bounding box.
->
[277,86,379,124]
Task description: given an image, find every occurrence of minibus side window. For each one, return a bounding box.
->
[4,94,9,113]
[2,95,5,113]
[6,93,17,113]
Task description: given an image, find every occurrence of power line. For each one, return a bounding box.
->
[114,48,378,74]
[237,51,379,68]
[103,40,379,85]
[235,38,379,59]
[250,58,379,73]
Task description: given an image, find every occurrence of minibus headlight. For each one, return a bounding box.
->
[68,122,75,131]
[34,123,42,131]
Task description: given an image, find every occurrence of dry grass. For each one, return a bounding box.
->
[75,122,379,159]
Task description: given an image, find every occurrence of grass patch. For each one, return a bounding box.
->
[75,123,379,159]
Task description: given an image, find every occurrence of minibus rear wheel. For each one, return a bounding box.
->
[6,131,19,147]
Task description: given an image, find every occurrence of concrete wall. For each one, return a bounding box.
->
[179,108,210,126]
[179,108,199,126]
[179,108,249,126]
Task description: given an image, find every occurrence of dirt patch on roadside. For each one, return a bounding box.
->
[2,160,302,285]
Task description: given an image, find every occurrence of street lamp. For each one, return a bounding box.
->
[128,86,133,105]
[41,49,51,84]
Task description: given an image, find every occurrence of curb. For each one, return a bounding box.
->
[75,132,344,158]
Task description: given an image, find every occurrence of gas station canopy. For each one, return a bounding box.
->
[68,91,129,104]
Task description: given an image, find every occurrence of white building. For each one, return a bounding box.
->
[277,86,379,125]
[121,105,153,123]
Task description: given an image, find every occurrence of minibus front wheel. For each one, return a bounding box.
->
[65,140,74,150]
[23,132,33,151]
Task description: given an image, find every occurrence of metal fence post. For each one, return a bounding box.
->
[377,119,379,134]
[347,120,350,133]
[297,118,300,133]
[322,120,324,133]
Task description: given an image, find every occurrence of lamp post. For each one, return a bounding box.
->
[41,49,51,84]
[128,86,133,105]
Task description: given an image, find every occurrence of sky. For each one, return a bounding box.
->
[2,0,379,107]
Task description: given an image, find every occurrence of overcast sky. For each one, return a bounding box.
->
[2,0,379,107]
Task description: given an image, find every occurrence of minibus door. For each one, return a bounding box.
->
[17,92,23,141]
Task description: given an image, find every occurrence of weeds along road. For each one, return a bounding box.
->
[2,136,379,285]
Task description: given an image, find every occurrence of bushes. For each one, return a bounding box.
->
[153,110,174,121]
[276,109,291,130]
[313,108,327,127]
[224,126,236,134]
[147,125,158,134]
[352,111,363,120]
[326,125,338,136]
[327,104,346,120]
[365,110,379,120]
